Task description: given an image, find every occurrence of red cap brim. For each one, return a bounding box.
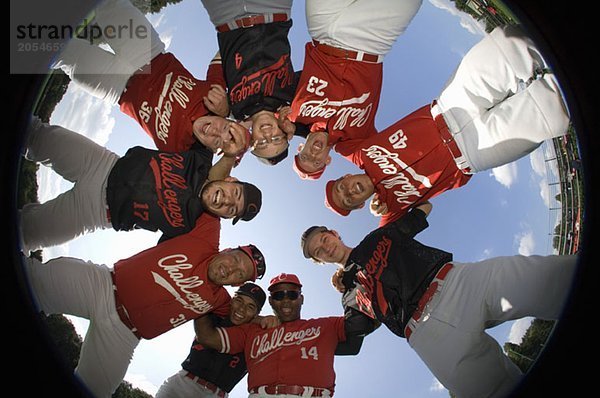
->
[325,180,350,216]
[293,155,325,180]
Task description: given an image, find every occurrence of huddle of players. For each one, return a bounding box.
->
[20,0,578,398]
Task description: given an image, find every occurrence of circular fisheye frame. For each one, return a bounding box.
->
[7,0,596,397]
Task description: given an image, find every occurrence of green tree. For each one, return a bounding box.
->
[43,314,83,370]
[113,380,153,398]
[34,70,71,122]
[132,0,184,14]
[504,319,556,373]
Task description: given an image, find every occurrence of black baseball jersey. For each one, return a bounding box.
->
[341,208,452,338]
[217,20,297,120]
[181,314,247,392]
[106,142,213,239]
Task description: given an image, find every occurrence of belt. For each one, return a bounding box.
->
[216,13,289,32]
[111,272,141,339]
[313,40,382,64]
[250,385,333,397]
[430,101,472,174]
[184,372,227,398]
[404,263,454,340]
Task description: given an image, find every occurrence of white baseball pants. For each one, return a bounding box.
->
[305,0,422,56]
[407,254,578,398]
[200,0,293,27]
[19,118,118,253]
[51,0,165,104]
[155,369,227,398]
[437,25,570,173]
[22,254,139,398]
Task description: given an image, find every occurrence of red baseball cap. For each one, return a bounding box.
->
[268,273,303,291]
[293,155,326,180]
[324,179,350,216]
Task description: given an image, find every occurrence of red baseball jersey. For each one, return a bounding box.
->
[217,317,346,391]
[113,213,230,339]
[119,52,226,152]
[338,105,472,227]
[290,42,382,154]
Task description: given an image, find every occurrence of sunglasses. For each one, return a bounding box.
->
[270,290,301,301]
[238,245,266,280]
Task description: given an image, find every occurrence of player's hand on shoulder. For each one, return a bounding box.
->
[331,267,346,293]
[369,194,388,217]
[221,122,249,158]
[204,84,230,118]
[254,315,280,329]
[277,106,296,139]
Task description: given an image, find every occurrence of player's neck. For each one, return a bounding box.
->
[339,246,352,265]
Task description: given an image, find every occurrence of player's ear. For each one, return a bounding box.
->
[325,156,332,165]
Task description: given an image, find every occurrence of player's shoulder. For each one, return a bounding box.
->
[304,316,345,326]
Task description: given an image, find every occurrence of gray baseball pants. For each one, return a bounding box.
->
[200,0,293,27]
[436,25,570,173]
[19,118,119,253]
[22,254,139,398]
[407,254,578,398]
[51,0,165,104]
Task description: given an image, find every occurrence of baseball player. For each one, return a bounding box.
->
[201,0,298,166]
[155,282,267,398]
[20,118,261,254]
[300,202,578,398]
[52,0,246,155]
[21,211,267,398]
[192,272,379,397]
[320,24,569,226]
[277,0,423,180]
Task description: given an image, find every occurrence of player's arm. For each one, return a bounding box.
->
[207,154,236,182]
[193,315,225,351]
[204,51,229,117]
[381,200,432,237]
[335,290,380,356]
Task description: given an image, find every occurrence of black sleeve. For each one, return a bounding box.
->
[292,122,311,138]
[386,208,429,238]
[189,141,215,164]
[156,233,172,245]
[335,290,380,356]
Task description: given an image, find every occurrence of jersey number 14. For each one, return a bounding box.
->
[300,346,319,360]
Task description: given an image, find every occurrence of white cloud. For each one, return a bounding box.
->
[529,147,546,177]
[49,84,115,146]
[146,11,173,50]
[507,317,533,344]
[537,178,551,208]
[124,372,160,397]
[515,230,535,255]
[479,248,493,261]
[529,147,552,207]
[429,0,487,36]
[430,378,447,392]
[490,162,518,188]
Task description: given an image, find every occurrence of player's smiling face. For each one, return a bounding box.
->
[250,111,289,159]
[192,116,235,153]
[332,174,374,211]
[296,131,332,173]
[200,178,245,219]
[207,249,255,286]
[306,230,345,264]
[229,294,259,325]
[269,283,303,323]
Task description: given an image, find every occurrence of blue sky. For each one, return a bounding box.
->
[38,0,567,396]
